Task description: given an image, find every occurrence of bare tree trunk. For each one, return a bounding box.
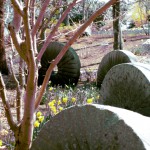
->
[113,0,123,50]
[0,0,9,75]
[82,0,86,22]
[63,0,70,26]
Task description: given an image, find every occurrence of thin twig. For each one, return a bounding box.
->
[37,0,82,62]
[0,73,17,131]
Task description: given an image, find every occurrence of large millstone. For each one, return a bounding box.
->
[100,62,150,116]
[96,50,137,88]
[38,42,81,87]
[31,104,150,150]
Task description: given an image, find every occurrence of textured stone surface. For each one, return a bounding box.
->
[97,50,137,88]
[100,62,150,116]
[142,39,150,51]
[31,104,150,150]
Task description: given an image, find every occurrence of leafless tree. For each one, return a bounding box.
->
[0,0,117,149]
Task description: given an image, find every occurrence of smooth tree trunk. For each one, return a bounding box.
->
[112,0,123,50]
[63,0,70,26]
[82,0,86,22]
[0,0,9,75]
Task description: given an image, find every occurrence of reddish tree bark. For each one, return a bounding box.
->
[0,0,9,75]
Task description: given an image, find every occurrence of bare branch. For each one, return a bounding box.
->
[8,56,23,122]
[32,0,51,37]
[35,61,54,109]
[8,56,19,86]
[35,0,117,109]
[11,0,24,17]
[12,9,22,32]
[39,7,59,38]
[24,0,30,8]
[30,0,36,28]
[0,73,17,131]
[53,0,117,63]
[30,0,37,54]
[8,23,28,62]
[37,0,82,62]
[22,7,35,65]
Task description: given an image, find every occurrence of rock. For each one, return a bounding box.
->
[81,26,92,37]
[142,39,150,51]
[31,104,150,150]
[100,62,150,116]
[96,50,137,88]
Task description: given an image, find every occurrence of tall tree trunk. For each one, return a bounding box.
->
[0,0,9,75]
[82,0,86,22]
[113,0,123,50]
[63,0,70,26]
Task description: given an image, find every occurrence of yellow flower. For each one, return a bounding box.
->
[36,111,42,117]
[38,116,44,123]
[87,98,93,104]
[52,99,56,104]
[34,120,40,128]
[62,97,68,103]
[57,100,62,105]
[49,87,53,91]
[59,107,63,111]
[71,97,76,103]
[50,106,57,114]
[0,140,2,147]
[48,102,54,107]
[48,100,56,107]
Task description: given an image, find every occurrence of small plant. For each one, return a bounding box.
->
[33,111,47,140]
[33,79,101,141]
[0,129,15,149]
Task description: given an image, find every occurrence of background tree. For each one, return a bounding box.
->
[112,0,123,50]
[63,0,70,26]
[0,0,9,75]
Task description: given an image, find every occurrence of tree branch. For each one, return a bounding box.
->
[31,0,51,37]
[22,7,36,65]
[37,0,82,62]
[8,23,28,62]
[53,0,117,62]
[12,9,22,32]
[11,0,24,17]
[0,73,17,131]
[35,0,117,109]
[8,56,23,122]
[24,0,30,8]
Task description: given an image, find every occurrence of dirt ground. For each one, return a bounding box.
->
[0,32,150,149]
[72,34,150,70]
